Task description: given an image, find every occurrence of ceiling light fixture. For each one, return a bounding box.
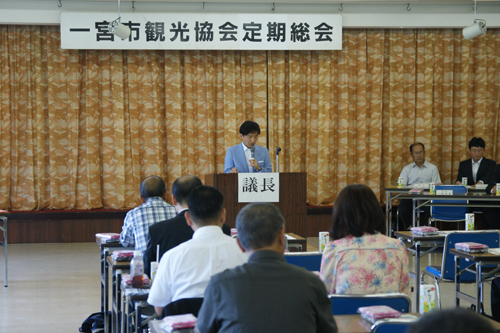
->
[108,0,131,40]
[462,0,486,40]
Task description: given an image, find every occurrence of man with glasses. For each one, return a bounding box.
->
[455,137,495,187]
[224,120,272,173]
[398,142,442,230]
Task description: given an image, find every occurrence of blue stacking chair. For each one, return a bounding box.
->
[284,252,322,271]
[329,293,411,315]
[371,317,418,333]
[429,185,468,229]
[421,230,500,309]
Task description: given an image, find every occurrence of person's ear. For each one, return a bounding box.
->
[185,211,194,227]
[236,238,246,253]
[277,227,286,250]
[172,195,178,206]
[239,133,244,140]
[220,208,226,226]
[140,195,146,204]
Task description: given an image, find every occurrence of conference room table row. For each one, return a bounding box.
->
[384,186,500,234]
[148,312,500,333]
[96,233,308,333]
[396,230,500,317]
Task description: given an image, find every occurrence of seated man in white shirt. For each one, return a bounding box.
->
[147,185,247,316]
[398,142,442,230]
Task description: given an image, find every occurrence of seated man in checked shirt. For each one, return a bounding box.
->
[119,175,177,252]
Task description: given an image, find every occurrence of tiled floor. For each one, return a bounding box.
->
[0,238,494,332]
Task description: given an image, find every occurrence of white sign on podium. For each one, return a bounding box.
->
[238,173,279,203]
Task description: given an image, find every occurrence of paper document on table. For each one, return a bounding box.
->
[285,234,296,240]
[488,248,500,255]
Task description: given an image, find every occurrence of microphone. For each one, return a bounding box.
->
[251,147,255,159]
[276,147,281,173]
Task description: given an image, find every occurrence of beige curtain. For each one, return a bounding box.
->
[1,25,499,210]
[0,25,267,210]
[269,28,500,205]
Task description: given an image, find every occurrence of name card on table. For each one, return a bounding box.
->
[436,190,454,195]
[238,173,279,203]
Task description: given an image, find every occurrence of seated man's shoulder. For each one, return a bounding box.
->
[210,264,246,283]
[285,263,321,280]
[126,203,146,215]
[484,157,496,165]
[150,215,184,231]
[424,160,437,167]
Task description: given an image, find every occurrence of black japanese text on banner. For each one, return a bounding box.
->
[60,13,342,50]
[238,173,280,203]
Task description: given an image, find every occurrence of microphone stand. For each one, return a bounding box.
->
[276,147,281,173]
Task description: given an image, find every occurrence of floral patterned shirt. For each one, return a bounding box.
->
[319,232,410,296]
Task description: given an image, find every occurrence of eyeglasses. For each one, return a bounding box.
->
[413,151,425,155]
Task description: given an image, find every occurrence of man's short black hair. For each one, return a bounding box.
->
[186,185,224,225]
[140,175,166,200]
[469,137,485,149]
[172,175,203,206]
[407,308,495,333]
[236,203,285,251]
[410,142,425,154]
[239,121,261,136]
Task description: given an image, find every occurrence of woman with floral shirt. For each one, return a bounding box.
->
[320,184,410,296]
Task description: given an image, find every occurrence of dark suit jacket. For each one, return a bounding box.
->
[144,210,193,276]
[486,164,500,194]
[456,157,496,185]
[144,210,232,275]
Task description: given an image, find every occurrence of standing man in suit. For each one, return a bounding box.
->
[455,137,495,187]
[224,120,272,173]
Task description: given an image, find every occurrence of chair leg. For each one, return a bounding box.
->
[396,209,400,232]
[434,278,441,309]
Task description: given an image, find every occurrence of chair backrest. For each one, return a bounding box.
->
[431,185,468,220]
[440,230,500,281]
[371,318,418,333]
[284,251,322,271]
[329,293,411,315]
[161,297,204,318]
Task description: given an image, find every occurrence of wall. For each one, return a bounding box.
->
[0,1,499,28]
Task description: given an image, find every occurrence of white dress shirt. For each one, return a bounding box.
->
[399,160,442,186]
[242,142,253,172]
[472,157,483,184]
[147,225,247,307]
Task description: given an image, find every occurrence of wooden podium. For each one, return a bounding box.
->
[205,172,307,236]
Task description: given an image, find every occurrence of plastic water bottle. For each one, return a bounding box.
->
[130,251,144,288]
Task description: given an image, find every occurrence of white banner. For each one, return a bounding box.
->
[60,12,342,50]
[238,173,280,203]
